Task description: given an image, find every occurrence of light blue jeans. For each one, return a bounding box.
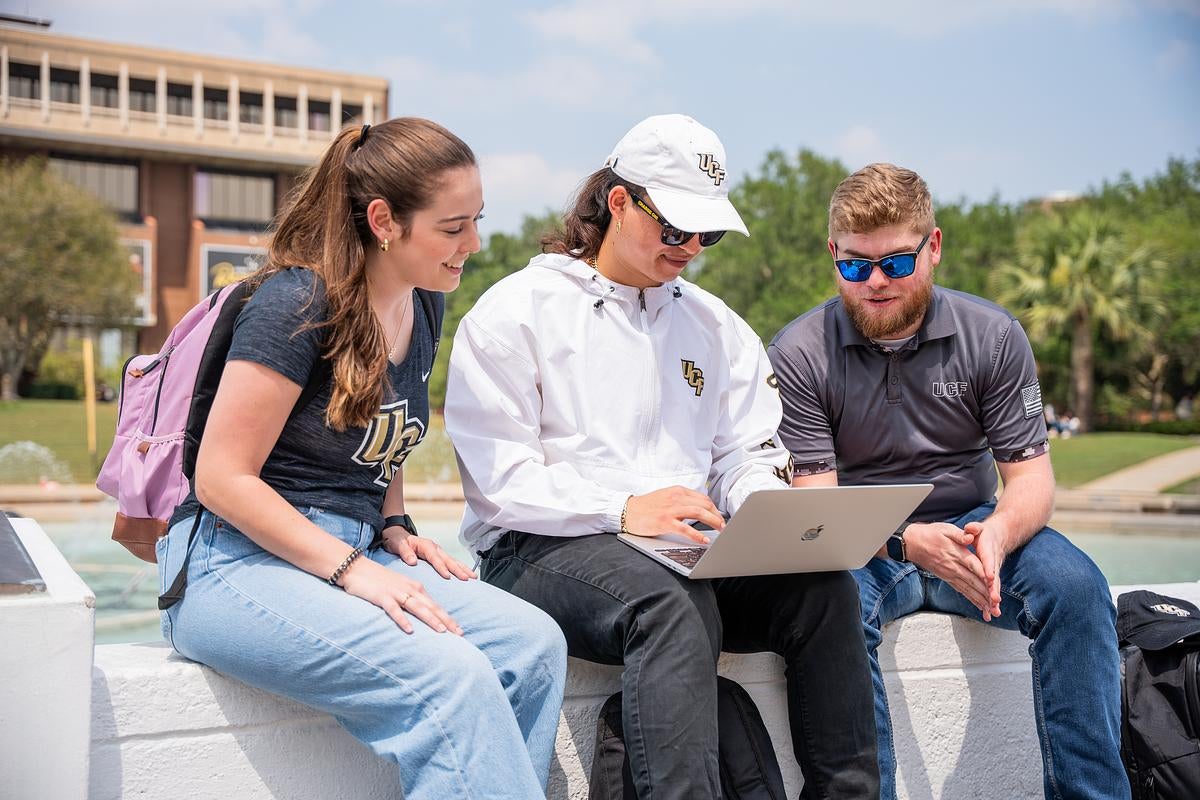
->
[854,501,1127,800]
[157,507,567,800]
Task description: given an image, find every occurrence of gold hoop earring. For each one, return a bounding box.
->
[380,238,389,253]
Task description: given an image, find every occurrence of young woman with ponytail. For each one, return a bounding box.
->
[156,118,567,800]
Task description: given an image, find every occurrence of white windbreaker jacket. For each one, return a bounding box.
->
[444,253,792,554]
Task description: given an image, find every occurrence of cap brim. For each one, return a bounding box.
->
[645,186,749,237]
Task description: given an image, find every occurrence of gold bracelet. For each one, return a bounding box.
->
[620,497,631,534]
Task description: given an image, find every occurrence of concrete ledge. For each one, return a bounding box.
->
[2,517,95,800]
[88,581,1200,799]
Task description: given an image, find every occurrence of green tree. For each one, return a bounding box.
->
[990,205,1164,431]
[934,196,1018,299]
[692,149,848,341]
[428,212,562,409]
[1088,157,1200,413]
[0,158,138,400]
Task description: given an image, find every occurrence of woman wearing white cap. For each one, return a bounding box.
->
[444,115,879,799]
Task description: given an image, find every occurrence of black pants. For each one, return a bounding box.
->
[479,532,879,800]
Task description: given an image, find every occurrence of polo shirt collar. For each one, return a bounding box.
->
[835,286,958,350]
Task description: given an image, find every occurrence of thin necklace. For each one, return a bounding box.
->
[384,294,413,361]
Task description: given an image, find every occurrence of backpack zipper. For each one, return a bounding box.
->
[148,350,174,435]
[116,353,138,423]
[129,345,175,379]
[1186,649,1200,733]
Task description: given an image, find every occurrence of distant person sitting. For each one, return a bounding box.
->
[768,163,1125,800]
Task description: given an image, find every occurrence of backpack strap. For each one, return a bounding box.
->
[415,288,444,359]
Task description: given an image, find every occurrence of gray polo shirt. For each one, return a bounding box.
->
[767,286,1049,522]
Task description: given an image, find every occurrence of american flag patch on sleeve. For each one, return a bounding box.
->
[1021,382,1043,419]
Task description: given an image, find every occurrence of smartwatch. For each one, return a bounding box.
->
[886,526,908,562]
[383,514,418,536]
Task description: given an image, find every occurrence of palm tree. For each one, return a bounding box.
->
[990,206,1163,432]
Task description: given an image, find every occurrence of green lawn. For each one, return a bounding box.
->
[0,399,458,485]
[1166,477,1200,495]
[0,399,118,483]
[1048,432,1199,488]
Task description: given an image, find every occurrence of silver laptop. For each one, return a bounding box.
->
[617,484,933,579]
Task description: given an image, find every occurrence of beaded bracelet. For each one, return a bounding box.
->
[328,546,364,586]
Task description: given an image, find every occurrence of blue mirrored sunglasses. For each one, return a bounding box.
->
[834,232,931,282]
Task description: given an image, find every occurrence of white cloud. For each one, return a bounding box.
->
[523,0,1140,48]
[27,0,331,65]
[1156,38,1196,74]
[478,152,587,233]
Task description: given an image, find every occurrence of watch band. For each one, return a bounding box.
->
[383,514,418,536]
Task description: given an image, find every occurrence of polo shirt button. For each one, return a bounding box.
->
[890,377,899,385]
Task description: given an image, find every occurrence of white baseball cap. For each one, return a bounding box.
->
[604,114,749,237]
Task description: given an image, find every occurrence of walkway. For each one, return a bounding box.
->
[1078,445,1200,493]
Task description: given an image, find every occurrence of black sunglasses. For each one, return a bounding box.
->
[627,191,726,248]
[834,232,931,282]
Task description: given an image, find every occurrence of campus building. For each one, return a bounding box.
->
[0,18,389,351]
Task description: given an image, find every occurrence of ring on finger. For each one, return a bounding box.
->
[399,592,411,609]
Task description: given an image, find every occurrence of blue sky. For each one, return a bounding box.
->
[8,0,1200,233]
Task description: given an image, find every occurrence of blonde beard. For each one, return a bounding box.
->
[840,274,934,339]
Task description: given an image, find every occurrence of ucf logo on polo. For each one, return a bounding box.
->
[353,399,425,487]
[697,153,725,186]
[932,381,970,398]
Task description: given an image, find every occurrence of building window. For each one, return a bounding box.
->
[274,95,297,128]
[341,103,363,126]
[49,68,80,104]
[8,62,39,100]
[129,77,156,113]
[48,156,139,216]
[203,87,228,121]
[91,73,118,108]
[194,171,274,226]
[166,82,192,117]
[308,99,331,132]
[239,91,263,125]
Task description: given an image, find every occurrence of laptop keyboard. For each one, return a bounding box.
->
[657,547,708,569]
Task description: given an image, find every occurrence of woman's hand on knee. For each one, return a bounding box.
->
[624,486,724,543]
[382,530,477,581]
[340,558,464,635]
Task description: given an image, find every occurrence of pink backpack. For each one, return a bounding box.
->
[97,283,249,562]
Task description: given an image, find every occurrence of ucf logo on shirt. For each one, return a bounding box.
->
[353,399,425,487]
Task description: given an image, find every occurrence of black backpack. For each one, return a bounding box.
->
[588,675,787,800]
[1117,589,1200,799]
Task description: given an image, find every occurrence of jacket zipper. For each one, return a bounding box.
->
[637,289,659,464]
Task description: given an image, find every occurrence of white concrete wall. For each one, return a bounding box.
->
[88,581,1200,799]
[1,517,96,800]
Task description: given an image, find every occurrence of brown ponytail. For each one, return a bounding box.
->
[250,118,475,430]
[542,168,646,263]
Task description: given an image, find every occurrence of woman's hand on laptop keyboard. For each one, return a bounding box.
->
[624,486,724,544]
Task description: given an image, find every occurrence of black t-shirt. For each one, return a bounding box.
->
[174,268,439,532]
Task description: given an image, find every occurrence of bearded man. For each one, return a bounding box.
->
[766,163,1126,800]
